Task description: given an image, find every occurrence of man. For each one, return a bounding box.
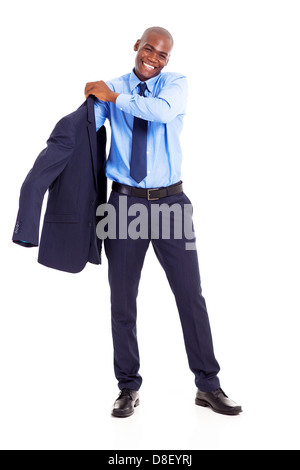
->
[85,26,242,417]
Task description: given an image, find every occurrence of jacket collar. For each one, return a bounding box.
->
[86,95,98,191]
[87,95,96,123]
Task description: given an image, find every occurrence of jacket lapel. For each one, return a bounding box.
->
[87,95,98,191]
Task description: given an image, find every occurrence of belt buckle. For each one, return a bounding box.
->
[147,189,159,201]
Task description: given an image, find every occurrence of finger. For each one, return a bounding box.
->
[84,84,93,98]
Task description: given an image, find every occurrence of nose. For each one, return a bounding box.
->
[147,51,158,64]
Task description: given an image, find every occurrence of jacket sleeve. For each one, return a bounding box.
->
[12,116,76,247]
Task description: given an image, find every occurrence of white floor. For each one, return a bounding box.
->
[1,378,298,450]
[107,390,298,451]
[93,385,299,451]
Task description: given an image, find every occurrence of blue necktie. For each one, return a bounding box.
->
[130,83,148,183]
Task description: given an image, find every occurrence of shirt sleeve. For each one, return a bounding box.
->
[115,75,188,124]
[94,99,109,131]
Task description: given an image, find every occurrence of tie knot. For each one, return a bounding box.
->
[139,83,147,96]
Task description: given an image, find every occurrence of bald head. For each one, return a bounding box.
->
[140,27,174,48]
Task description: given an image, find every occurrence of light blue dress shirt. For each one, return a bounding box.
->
[94,69,188,188]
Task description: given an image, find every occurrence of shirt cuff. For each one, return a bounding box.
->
[115,93,132,113]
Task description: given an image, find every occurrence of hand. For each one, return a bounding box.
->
[84,80,120,103]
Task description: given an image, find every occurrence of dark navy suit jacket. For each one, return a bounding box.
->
[12,96,107,273]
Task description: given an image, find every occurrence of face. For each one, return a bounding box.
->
[133,31,173,82]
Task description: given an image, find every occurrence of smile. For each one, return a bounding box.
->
[143,61,155,70]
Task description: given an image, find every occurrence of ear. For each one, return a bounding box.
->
[133,40,141,52]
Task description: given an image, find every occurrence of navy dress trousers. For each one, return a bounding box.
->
[104,190,221,393]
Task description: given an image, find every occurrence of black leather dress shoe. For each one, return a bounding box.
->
[195,388,242,416]
[111,388,140,418]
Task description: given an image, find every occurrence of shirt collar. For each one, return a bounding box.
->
[129,68,161,93]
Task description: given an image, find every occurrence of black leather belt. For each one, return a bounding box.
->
[112,181,183,201]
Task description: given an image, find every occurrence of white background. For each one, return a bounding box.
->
[1,0,300,450]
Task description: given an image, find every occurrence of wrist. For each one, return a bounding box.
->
[109,91,120,104]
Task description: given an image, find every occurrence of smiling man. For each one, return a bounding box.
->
[85,27,242,418]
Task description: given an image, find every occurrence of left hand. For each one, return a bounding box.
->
[84,80,119,103]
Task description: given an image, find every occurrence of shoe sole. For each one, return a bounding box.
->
[111,398,140,418]
[195,397,242,416]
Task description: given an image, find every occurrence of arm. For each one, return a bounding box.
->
[116,76,188,123]
[94,99,109,132]
[85,76,188,124]
[12,117,76,247]
[85,82,111,131]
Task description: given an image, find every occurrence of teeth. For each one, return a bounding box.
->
[143,62,155,70]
